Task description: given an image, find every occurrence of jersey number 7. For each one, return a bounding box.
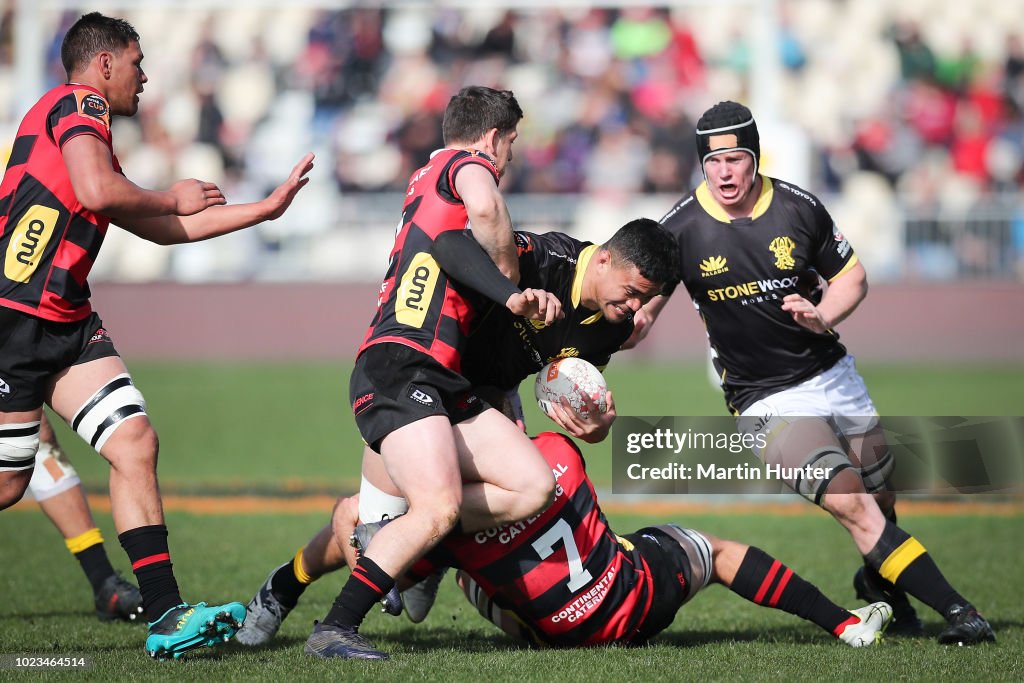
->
[531,518,594,592]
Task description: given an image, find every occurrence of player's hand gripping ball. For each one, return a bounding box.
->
[535,358,608,420]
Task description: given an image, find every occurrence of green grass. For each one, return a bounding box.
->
[44,360,1024,492]
[2,510,1020,681]
[3,360,1022,679]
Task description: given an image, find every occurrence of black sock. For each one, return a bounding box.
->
[271,559,308,609]
[865,520,964,616]
[75,543,117,594]
[862,506,900,591]
[732,546,853,635]
[324,556,395,630]
[118,525,182,622]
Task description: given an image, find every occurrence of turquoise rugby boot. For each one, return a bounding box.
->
[145,601,246,659]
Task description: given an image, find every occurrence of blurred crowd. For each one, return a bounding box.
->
[1,1,1022,281]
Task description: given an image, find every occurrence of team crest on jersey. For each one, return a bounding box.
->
[74,91,110,128]
[514,232,533,256]
[768,236,796,270]
[832,223,851,258]
[699,255,729,277]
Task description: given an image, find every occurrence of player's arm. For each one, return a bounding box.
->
[63,134,223,218]
[433,231,562,324]
[781,260,867,333]
[454,163,519,284]
[620,293,672,350]
[109,153,314,245]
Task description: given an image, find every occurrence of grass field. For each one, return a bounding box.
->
[2,360,1022,680]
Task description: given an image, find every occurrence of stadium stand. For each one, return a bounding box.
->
[1,1,1021,282]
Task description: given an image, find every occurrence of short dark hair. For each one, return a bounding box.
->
[442,86,523,146]
[603,218,680,292]
[61,12,140,76]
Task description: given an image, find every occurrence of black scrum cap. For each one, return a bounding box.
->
[695,101,760,178]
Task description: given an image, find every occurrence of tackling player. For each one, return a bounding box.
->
[0,12,314,658]
[235,219,680,646]
[330,393,893,650]
[309,86,564,660]
[632,100,994,646]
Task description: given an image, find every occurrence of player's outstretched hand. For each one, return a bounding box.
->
[170,179,226,216]
[781,293,830,333]
[506,288,563,325]
[261,152,316,221]
[549,390,616,444]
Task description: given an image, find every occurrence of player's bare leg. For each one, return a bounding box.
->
[452,408,556,531]
[49,356,244,658]
[657,526,891,646]
[764,418,993,645]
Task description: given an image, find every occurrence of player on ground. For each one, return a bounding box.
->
[632,100,993,646]
[0,12,314,658]
[306,86,563,661]
[30,412,143,622]
[236,219,679,645]
[334,394,893,649]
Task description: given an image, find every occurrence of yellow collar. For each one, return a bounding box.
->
[571,244,604,324]
[695,175,774,222]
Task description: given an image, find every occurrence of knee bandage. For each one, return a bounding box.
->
[358,475,409,523]
[859,449,895,493]
[0,421,40,472]
[71,374,147,451]
[663,524,714,596]
[795,447,854,506]
[28,442,81,501]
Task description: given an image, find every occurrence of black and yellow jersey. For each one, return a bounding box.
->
[460,230,634,391]
[660,175,858,414]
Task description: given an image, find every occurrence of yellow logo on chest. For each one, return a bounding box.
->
[768,236,796,270]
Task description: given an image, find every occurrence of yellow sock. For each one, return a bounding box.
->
[293,547,314,585]
[65,527,104,555]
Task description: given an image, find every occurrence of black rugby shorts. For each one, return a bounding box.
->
[350,342,488,452]
[0,307,120,411]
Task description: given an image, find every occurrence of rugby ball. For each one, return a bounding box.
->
[534,358,608,419]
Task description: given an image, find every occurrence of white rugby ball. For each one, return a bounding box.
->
[534,358,608,419]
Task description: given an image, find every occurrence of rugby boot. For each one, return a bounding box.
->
[837,602,893,647]
[350,519,402,616]
[235,564,293,646]
[304,621,388,660]
[145,601,246,659]
[938,604,996,646]
[402,567,448,623]
[853,566,925,636]
[94,573,145,622]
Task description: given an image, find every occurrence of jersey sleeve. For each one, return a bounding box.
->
[48,90,112,149]
[807,200,857,281]
[445,151,500,202]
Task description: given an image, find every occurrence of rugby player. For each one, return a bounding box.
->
[307,86,563,660]
[632,100,993,646]
[29,413,143,622]
[334,394,894,650]
[0,12,313,658]
[236,219,679,645]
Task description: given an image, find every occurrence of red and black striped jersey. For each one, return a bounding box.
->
[423,432,655,646]
[461,231,634,390]
[358,149,500,371]
[0,84,120,322]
